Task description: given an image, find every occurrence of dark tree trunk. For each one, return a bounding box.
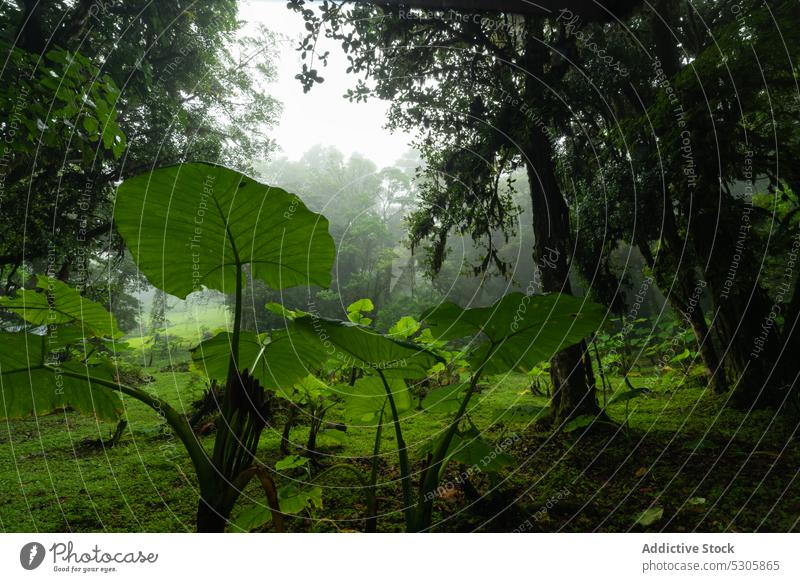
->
[648,0,780,407]
[521,19,600,425]
[681,291,726,393]
[779,269,800,385]
[525,143,598,423]
[637,237,727,394]
[691,206,784,407]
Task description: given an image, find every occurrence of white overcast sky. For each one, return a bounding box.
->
[238,0,413,167]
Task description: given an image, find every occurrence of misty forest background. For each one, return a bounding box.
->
[0,0,799,533]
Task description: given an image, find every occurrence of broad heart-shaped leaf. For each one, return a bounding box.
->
[338,376,410,424]
[0,276,120,338]
[347,298,374,315]
[190,329,328,391]
[190,331,263,383]
[0,333,123,421]
[275,374,334,405]
[265,302,306,321]
[288,315,444,379]
[421,293,604,375]
[114,163,335,299]
[275,454,309,471]
[346,298,374,325]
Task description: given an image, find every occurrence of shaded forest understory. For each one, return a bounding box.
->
[3,369,798,533]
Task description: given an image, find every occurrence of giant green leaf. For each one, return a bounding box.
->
[0,275,121,338]
[339,376,411,424]
[421,293,604,375]
[191,328,329,391]
[0,333,123,421]
[114,163,335,298]
[190,331,263,382]
[289,315,443,379]
[284,374,333,403]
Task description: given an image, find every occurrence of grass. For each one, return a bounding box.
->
[1,364,798,533]
[124,303,230,351]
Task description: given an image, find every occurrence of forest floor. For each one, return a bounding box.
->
[1,367,798,532]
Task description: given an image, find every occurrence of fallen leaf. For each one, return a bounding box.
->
[636,506,664,527]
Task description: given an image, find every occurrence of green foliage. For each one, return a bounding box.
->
[0,332,123,421]
[421,384,467,414]
[422,293,605,374]
[1,275,121,338]
[0,273,129,421]
[231,484,323,532]
[608,388,649,405]
[340,376,411,424]
[444,430,515,474]
[286,314,443,379]
[275,455,309,471]
[0,44,124,160]
[388,316,421,339]
[346,298,375,325]
[115,163,335,298]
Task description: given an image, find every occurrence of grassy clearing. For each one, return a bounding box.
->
[1,368,797,532]
[125,303,230,351]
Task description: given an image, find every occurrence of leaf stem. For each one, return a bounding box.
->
[377,369,415,531]
[59,368,214,486]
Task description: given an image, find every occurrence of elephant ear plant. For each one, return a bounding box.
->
[0,162,335,532]
[254,294,602,532]
[412,292,605,531]
[0,275,125,421]
[262,314,444,530]
[115,162,335,531]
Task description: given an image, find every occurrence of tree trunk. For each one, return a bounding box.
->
[648,0,780,407]
[522,19,599,425]
[690,206,784,407]
[776,259,800,387]
[637,238,727,394]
